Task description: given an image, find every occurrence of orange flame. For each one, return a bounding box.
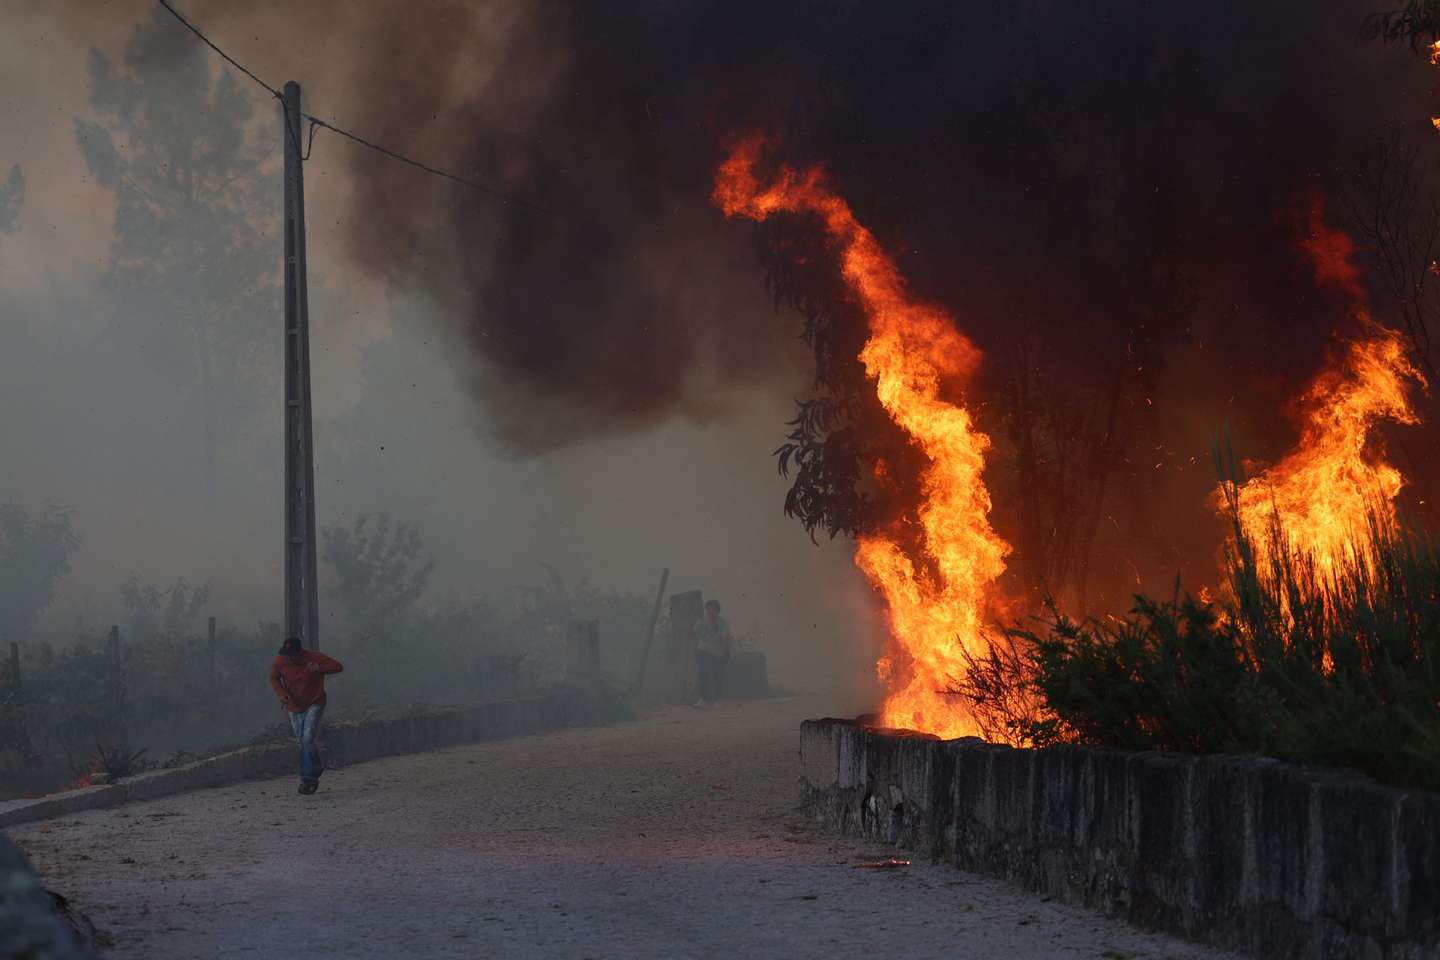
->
[1229,330,1422,582]
[714,137,1009,738]
[1225,202,1424,584]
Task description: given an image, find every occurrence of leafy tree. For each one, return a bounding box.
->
[321,513,435,635]
[1365,2,1440,47]
[74,11,276,503]
[0,165,22,235]
[755,192,1186,606]
[760,218,928,547]
[0,502,81,641]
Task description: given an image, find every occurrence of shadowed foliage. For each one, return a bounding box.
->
[1365,1,1440,48]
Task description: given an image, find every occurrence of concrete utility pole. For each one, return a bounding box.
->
[283,81,320,651]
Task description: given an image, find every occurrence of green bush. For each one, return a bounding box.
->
[959,489,1440,790]
[89,743,149,781]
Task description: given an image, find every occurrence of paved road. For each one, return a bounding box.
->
[11,696,1237,959]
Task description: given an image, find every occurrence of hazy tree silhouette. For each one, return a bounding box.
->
[74,11,276,504]
[321,513,435,637]
[119,576,212,643]
[0,502,81,642]
[0,166,22,235]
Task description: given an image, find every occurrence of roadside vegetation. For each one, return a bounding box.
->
[0,506,654,800]
[957,461,1440,792]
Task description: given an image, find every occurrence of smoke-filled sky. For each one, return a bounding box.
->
[2,1,1438,686]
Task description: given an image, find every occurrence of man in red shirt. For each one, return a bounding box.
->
[269,637,344,795]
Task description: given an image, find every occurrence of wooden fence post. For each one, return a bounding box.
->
[107,625,125,740]
[5,639,36,763]
[207,616,217,690]
[668,591,704,703]
[633,568,669,697]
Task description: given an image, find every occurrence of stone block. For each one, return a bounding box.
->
[836,722,865,791]
[989,745,1035,841]
[799,719,840,793]
[1312,776,1403,941]
[1253,764,1321,921]
[1396,790,1440,943]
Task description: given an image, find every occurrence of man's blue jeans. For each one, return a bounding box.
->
[288,703,325,781]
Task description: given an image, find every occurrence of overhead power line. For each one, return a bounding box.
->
[157,0,281,99]
[155,0,551,216]
[303,118,552,215]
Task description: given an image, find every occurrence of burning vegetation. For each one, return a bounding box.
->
[715,138,1009,738]
[715,136,1436,750]
[11,1,1440,791]
[1225,201,1427,592]
[1225,329,1424,590]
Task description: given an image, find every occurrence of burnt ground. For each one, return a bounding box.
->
[10,695,1237,959]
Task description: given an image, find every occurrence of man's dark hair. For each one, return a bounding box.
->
[279,637,303,658]
[704,599,720,613]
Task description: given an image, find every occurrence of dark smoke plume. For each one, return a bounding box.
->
[304,1,1435,451]
[88,0,1440,602]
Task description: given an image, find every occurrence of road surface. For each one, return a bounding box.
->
[11,695,1237,959]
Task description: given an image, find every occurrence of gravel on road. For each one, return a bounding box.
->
[10,694,1239,960]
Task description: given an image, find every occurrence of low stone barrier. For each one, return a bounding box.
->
[800,718,1440,960]
[0,689,628,829]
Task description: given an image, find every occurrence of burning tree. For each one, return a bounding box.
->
[716,138,1011,738]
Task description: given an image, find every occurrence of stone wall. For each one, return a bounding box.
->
[800,718,1440,960]
[0,688,628,830]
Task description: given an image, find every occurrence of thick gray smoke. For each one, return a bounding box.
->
[304,0,1440,604]
[0,0,883,710]
[3,0,1438,715]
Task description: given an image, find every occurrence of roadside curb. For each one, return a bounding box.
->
[0,689,629,829]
